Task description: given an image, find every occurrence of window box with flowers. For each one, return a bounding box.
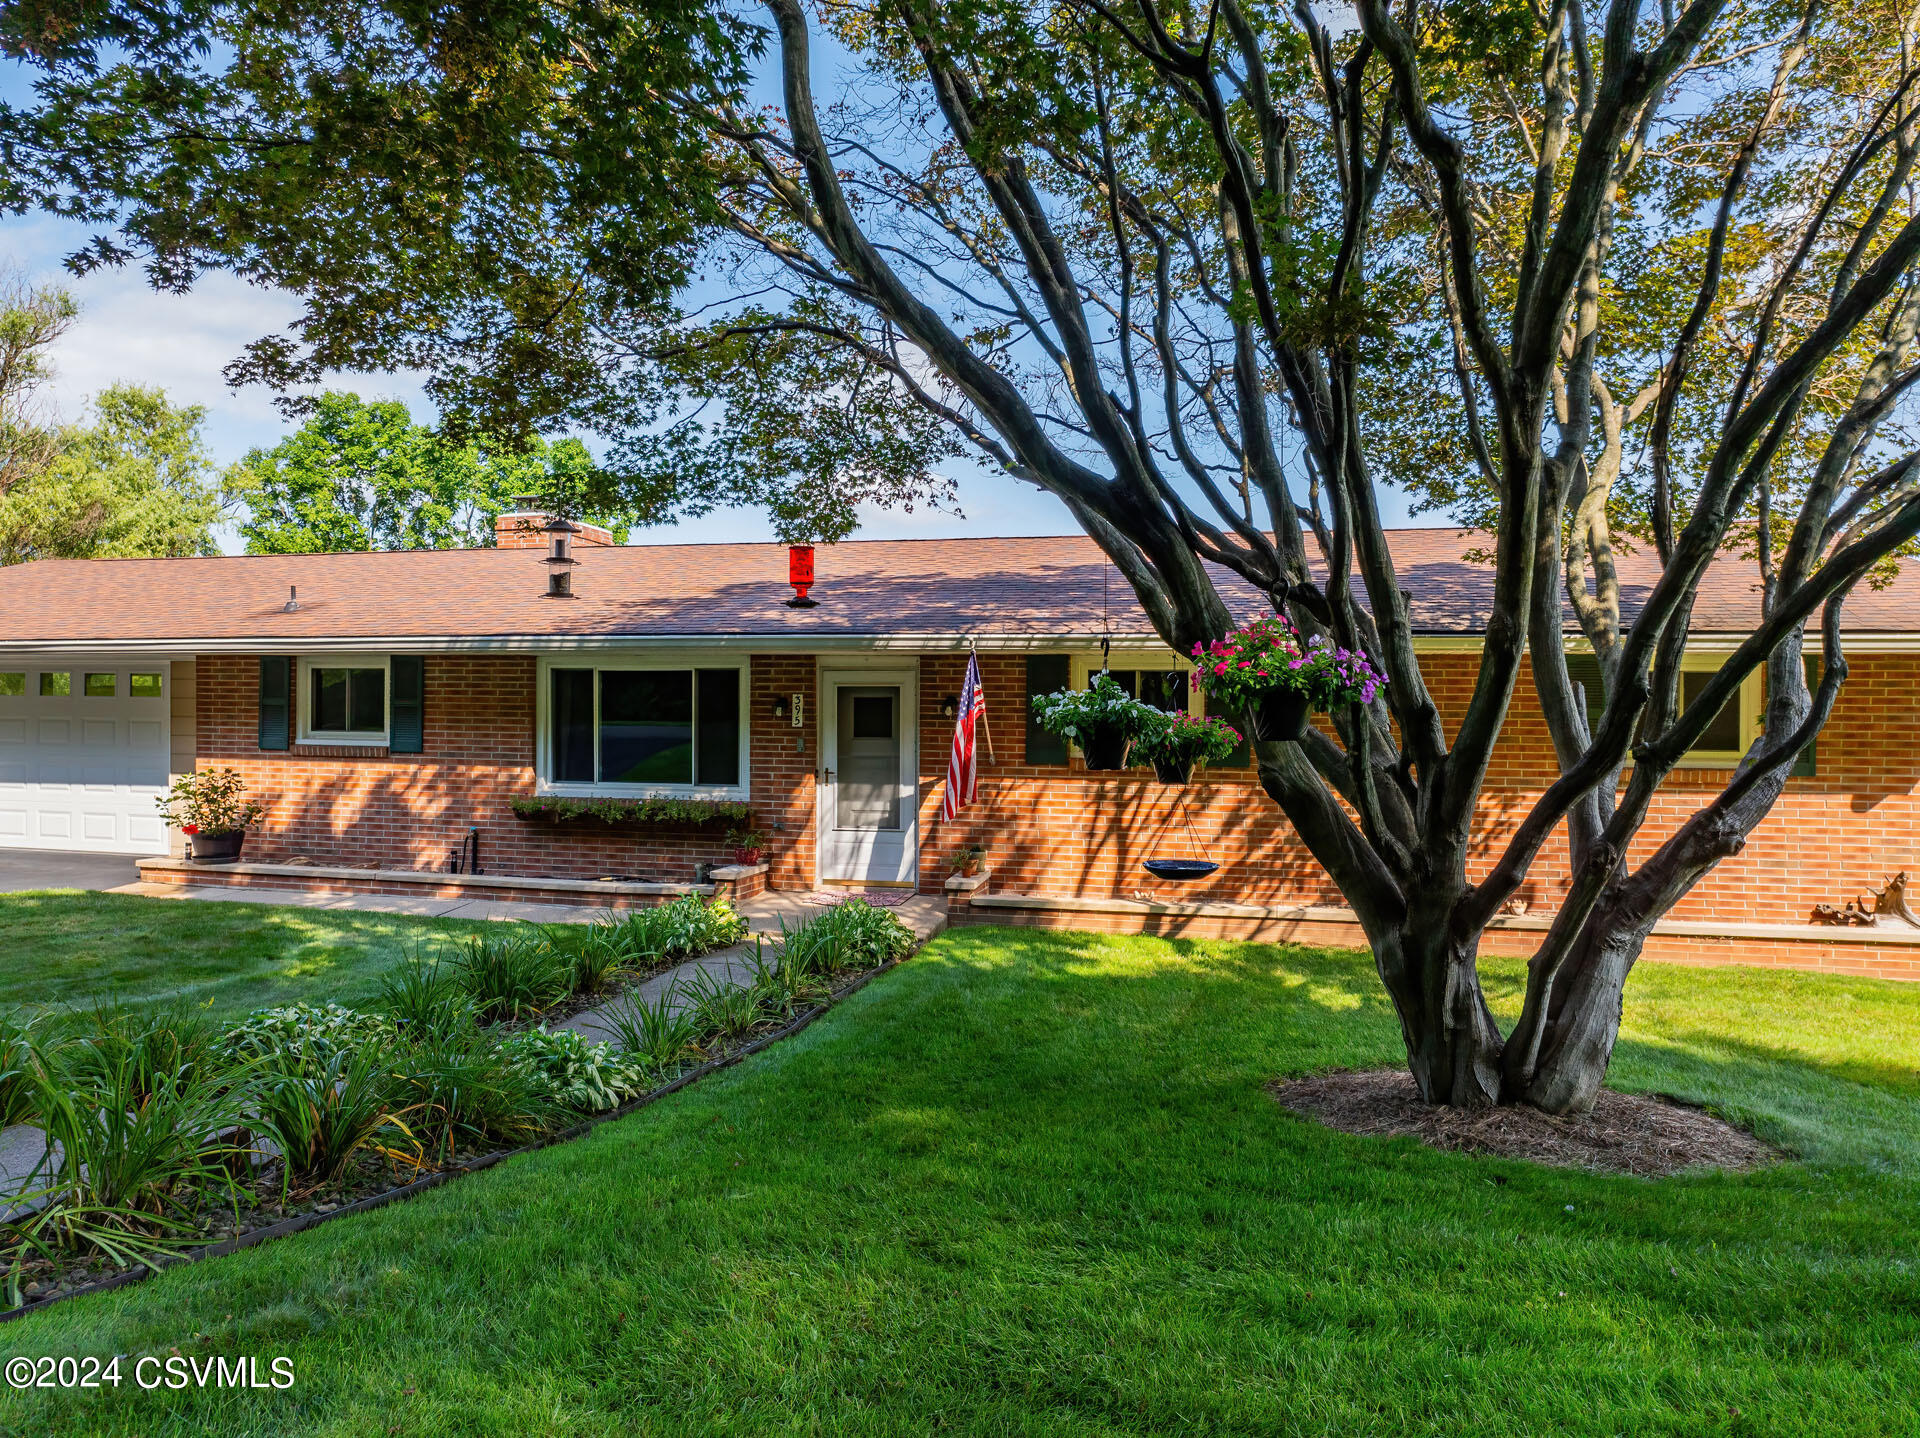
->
[1189,615,1387,742]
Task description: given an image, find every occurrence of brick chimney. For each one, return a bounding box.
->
[495,509,615,550]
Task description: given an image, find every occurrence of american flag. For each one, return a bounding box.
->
[941,651,987,821]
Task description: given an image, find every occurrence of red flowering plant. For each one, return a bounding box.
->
[155,767,267,837]
[1131,711,1243,769]
[1188,613,1387,712]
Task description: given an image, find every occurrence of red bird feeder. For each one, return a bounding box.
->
[784,544,819,609]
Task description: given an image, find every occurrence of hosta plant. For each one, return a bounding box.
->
[497,1027,651,1113]
[218,1003,398,1075]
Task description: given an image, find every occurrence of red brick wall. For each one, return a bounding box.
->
[195,654,814,884]
[196,648,1919,924]
[919,650,1920,926]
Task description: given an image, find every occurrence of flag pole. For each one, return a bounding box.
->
[971,638,997,763]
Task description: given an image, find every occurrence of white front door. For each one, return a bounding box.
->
[0,659,172,854]
[819,670,917,885]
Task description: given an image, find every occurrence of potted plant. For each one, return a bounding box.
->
[1188,614,1387,742]
[1132,712,1244,785]
[1031,673,1159,770]
[156,767,268,863]
[952,843,988,877]
[727,825,769,866]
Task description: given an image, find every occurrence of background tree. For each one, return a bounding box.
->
[229,391,627,553]
[0,382,222,562]
[8,0,1920,1112]
[0,268,74,499]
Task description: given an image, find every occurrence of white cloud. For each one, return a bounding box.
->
[3,215,435,467]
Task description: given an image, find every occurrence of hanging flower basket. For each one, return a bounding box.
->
[1150,755,1192,785]
[1189,614,1386,744]
[1031,674,1160,773]
[1133,712,1243,785]
[1078,723,1134,771]
[1248,689,1311,743]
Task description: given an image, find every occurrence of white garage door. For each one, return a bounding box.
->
[0,661,172,854]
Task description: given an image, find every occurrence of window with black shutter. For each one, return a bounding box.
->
[1024,655,1071,765]
[258,657,291,751]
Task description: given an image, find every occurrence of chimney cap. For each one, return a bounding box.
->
[543,514,578,533]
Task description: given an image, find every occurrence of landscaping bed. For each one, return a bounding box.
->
[1,897,916,1316]
[1270,1068,1778,1176]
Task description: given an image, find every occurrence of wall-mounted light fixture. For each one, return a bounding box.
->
[771,697,790,720]
[939,695,959,719]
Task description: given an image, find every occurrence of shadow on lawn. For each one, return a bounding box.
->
[926,924,1920,1174]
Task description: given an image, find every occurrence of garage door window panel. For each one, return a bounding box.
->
[84,673,115,698]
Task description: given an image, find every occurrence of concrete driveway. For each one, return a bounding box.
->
[0,848,143,893]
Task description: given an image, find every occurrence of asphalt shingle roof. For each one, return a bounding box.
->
[0,529,1910,644]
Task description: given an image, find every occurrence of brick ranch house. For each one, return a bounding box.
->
[0,512,1915,978]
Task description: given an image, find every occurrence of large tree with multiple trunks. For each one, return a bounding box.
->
[7,0,1920,1110]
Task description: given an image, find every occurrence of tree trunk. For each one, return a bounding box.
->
[1507,913,1649,1113]
[1373,914,1506,1108]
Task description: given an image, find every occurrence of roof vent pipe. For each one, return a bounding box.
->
[283,585,299,612]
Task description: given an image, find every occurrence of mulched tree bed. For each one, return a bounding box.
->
[1269,1069,1776,1177]
[1,956,904,1321]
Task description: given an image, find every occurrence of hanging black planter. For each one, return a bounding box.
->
[1151,755,1192,785]
[1079,724,1133,771]
[1248,689,1311,743]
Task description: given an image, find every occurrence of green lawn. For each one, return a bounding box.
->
[0,891,494,1022]
[5,927,1919,1436]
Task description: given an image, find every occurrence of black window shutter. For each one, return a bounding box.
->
[258,657,291,751]
[390,656,425,754]
[1024,655,1071,765]
[1564,652,1606,737]
[1790,656,1821,778]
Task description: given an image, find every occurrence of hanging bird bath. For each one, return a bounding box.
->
[1142,859,1218,882]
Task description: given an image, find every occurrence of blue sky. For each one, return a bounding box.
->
[0,53,1426,551]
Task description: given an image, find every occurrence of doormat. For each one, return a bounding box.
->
[799,889,913,908]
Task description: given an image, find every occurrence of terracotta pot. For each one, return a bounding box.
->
[960,856,982,877]
[1079,724,1133,771]
[1247,689,1311,743]
[1151,755,1193,785]
[190,830,246,864]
